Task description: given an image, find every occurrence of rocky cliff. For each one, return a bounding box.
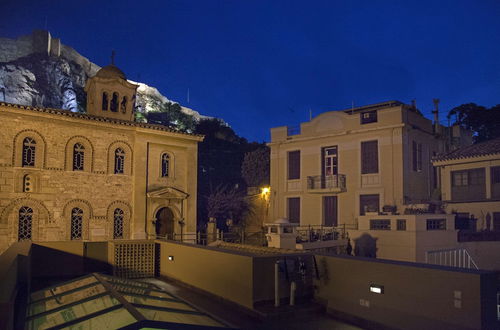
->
[0,30,207,128]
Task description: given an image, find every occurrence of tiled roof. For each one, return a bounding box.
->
[0,101,203,138]
[433,138,500,162]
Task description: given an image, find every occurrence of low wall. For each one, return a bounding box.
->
[0,242,31,330]
[156,240,255,309]
[314,253,498,330]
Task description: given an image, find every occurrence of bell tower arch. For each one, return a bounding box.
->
[84,55,138,121]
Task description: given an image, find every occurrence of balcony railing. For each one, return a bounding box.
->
[307,174,346,193]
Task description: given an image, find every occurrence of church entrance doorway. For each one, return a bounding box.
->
[155,207,175,239]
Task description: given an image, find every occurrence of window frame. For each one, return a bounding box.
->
[287,197,300,224]
[360,110,378,124]
[361,140,379,174]
[287,150,301,180]
[426,218,446,230]
[73,143,85,171]
[22,137,36,167]
[369,219,391,230]
[70,207,84,240]
[114,148,125,174]
[360,194,380,216]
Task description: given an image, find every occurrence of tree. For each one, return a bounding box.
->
[448,103,500,143]
[241,147,270,187]
[206,185,252,227]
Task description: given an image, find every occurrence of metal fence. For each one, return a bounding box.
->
[425,248,479,270]
[295,225,347,243]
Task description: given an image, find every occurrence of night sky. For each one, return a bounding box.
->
[1,0,499,142]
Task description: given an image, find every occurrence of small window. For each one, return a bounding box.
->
[287,197,300,224]
[73,143,85,171]
[161,153,170,177]
[22,137,36,167]
[397,219,406,231]
[71,208,83,240]
[270,227,278,233]
[18,206,33,241]
[113,208,124,239]
[360,110,377,124]
[23,174,32,192]
[120,96,127,113]
[361,141,378,174]
[102,92,109,110]
[426,218,446,230]
[370,219,390,230]
[360,194,380,215]
[114,148,125,174]
[110,92,119,112]
[452,171,468,187]
[288,150,301,180]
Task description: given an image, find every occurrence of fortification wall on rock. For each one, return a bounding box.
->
[0,31,99,74]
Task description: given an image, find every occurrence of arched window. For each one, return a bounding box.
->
[161,153,170,177]
[110,92,119,112]
[114,148,125,174]
[73,143,85,171]
[102,92,109,110]
[18,206,33,241]
[22,137,36,167]
[23,174,32,192]
[120,96,127,113]
[113,208,124,239]
[70,207,83,240]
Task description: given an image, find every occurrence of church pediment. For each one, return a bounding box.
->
[147,187,189,200]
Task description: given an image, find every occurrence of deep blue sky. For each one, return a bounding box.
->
[1,0,499,142]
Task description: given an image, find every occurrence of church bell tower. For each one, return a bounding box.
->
[84,53,138,121]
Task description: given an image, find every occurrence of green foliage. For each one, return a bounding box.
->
[241,147,270,187]
[137,94,197,132]
[448,103,500,143]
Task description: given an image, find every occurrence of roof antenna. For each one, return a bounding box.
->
[309,108,312,121]
[111,50,116,65]
[187,88,190,104]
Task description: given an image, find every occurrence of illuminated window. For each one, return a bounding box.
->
[110,92,119,112]
[18,206,33,241]
[113,208,124,239]
[102,92,109,110]
[71,208,83,240]
[73,143,85,171]
[114,148,125,174]
[161,153,170,177]
[22,137,36,167]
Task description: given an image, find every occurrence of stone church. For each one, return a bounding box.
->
[0,63,202,253]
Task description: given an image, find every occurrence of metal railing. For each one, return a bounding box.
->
[295,225,347,243]
[307,174,346,191]
[425,248,479,270]
[156,231,266,246]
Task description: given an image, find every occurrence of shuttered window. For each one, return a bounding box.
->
[323,196,337,226]
[412,141,423,172]
[287,197,300,223]
[361,141,378,174]
[288,150,300,180]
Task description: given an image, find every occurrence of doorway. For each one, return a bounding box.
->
[155,207,175,239]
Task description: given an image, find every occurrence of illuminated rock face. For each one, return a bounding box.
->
[0,30,207,123]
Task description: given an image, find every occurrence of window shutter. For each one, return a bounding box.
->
[361,141,378,174]
[288,151,300,180]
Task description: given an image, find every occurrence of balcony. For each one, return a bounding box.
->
[307,174,346,193]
